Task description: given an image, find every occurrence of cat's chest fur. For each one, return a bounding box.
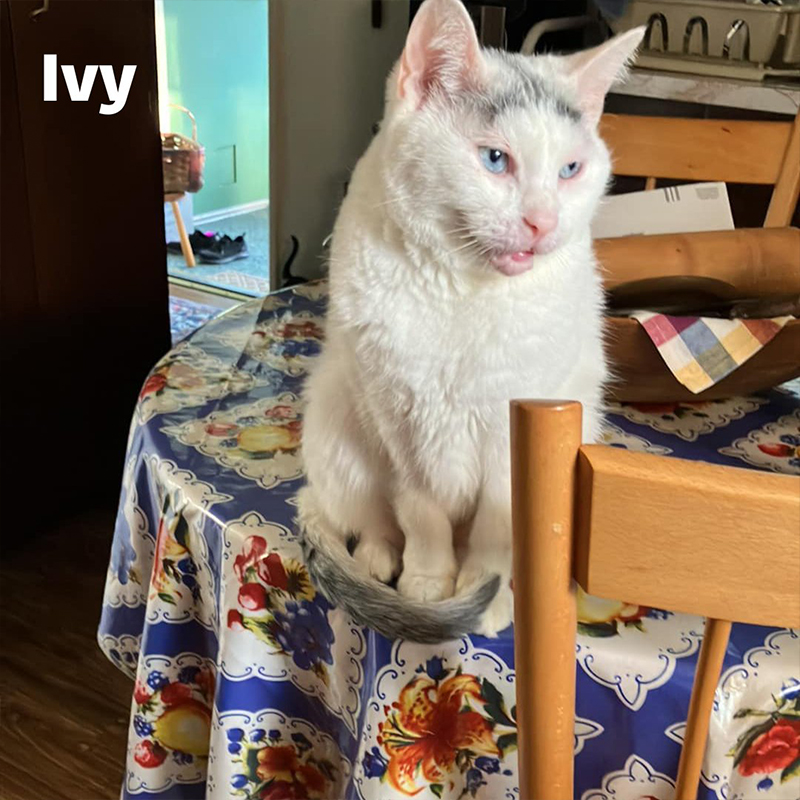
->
[333,239,598,407]
[329,249,600,507]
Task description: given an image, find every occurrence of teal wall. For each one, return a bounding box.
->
[163,0,269,215]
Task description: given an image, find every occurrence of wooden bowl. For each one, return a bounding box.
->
[605,316,800,402]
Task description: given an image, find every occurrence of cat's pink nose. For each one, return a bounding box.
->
[523,210,558,240]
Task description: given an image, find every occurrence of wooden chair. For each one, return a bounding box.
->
[511,110,800,800]
[594,112,800,402]
[598,113,800,227]
[511,400,800,800]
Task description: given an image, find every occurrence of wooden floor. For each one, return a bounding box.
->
[1,505,132,800]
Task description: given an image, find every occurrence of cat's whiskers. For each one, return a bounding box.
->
[444,227,476,242]
[416,239,485,274]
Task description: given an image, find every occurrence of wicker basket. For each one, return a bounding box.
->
[161,105,205,195]
[611,0,800,80]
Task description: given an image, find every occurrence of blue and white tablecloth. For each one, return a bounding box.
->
[99,282,800,800]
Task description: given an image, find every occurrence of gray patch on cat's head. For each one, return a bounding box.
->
[462,50,581,124]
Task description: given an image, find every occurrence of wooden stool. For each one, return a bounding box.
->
[165,192,195,267]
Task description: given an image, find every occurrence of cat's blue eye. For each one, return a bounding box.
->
[479,147,509,175]
[559,161,581,180]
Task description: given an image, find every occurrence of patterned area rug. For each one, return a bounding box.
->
[169,297,223,346]
[203,270,270,295]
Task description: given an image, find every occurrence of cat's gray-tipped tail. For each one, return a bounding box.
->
[299,514,500,644]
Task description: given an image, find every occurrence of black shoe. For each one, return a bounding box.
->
[167,229,220,255]
[198,234,248,264]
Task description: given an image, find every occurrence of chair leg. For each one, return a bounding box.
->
[511,400,583,800]
[171,199,195,267]
[675,617,732,800]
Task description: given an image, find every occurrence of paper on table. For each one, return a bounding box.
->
[591,181,735,239]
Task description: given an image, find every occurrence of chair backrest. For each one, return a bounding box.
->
[510,400,800,800]
[599,112,800,228]
[574,441,800,627]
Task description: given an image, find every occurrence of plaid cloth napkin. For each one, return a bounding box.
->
[631,311,794,393]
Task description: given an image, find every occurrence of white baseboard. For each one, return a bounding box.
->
[194,199,269,225]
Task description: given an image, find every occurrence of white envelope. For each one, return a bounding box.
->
[591,181,735,239]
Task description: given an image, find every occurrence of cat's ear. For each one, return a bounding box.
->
[397,0,484,106]
[562,27,645,124]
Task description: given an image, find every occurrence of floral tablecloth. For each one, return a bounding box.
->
[99,282,800,800]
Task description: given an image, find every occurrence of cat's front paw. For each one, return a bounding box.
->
[457,550,512,637]
[475,583,513,638]
[455,555,507,596]
[397,570,456,602]
[455,563,490,596]
[354,538,401,584]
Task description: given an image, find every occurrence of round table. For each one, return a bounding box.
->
[99,281,800,800]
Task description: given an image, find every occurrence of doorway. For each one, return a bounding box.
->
[155,0,270,325]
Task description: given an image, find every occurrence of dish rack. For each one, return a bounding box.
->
[161,104,205,195]
[610,0,800,80]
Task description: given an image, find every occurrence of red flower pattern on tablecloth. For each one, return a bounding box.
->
[365,658,516,797]
[728,681,800,784]
[739,719,800,776]
[140,373,168,398]
[228,729,337,799]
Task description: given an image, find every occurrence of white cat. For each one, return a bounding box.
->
[298,0,644,642]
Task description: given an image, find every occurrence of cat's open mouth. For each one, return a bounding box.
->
[490,250,536,277]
